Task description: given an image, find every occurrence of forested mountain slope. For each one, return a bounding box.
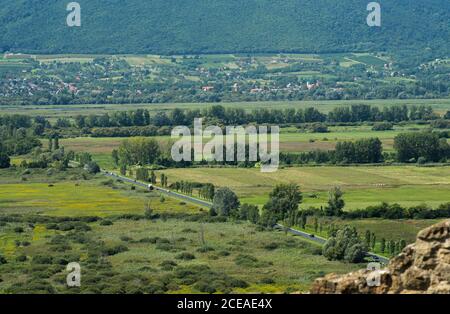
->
[0,0,448,56]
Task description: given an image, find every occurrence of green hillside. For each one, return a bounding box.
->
[0,0,448,56]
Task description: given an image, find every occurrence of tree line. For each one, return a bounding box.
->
[111,131,449,171]
[282,132,449,165]
[73,105,447,128]
[1,106,448,138]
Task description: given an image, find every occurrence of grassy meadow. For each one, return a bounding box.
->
[0,169,203,217]
[0,216,362,294]
[0,168,363,294]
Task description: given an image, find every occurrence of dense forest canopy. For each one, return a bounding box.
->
[0,0,448,57]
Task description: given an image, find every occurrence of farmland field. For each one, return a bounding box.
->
[159,166,450,210]
[0,0,449,297]
[54,122,447,169]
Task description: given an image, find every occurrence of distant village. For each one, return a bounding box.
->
[1,52,447,105]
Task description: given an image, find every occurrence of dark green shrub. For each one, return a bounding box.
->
[197,246,215,253]
[155,243,175,252]
[234,254,269,268]
[160,260,178,271]
[260,277,275,284]
[194,281,216,294]
[181,228,196,233]
[263,242,279,250]
[102,244,129,256]
[175,252,196,260]
[32,255,53,264]
[229,278,249,288]
[120,236,133,242]
[146,281,167,294]
[16,255,27,262]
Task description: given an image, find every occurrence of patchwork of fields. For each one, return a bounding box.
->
[52,122,449,170]
[160,166,450,210]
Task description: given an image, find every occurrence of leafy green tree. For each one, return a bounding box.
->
[78,152,92,166]
[239,204,260,224]
[334,138,383,164]
[365,230,372,248]
[118,137,161,166]
[394,132,446,162]
[380,238,386,253]
[85,161,100,174]
[48,137,53,151]
[371,233,376,250]
[259,209,278,227]
[111,149,119,166]
[150,171,157,184]
[247,206,260,224]
[120,164,127,176]
[54,135,59,150]
[326,186,345,216]
[74,115,86,128]
[444,111,450,120]
[344,243,367,263]
[212,187,240,217]
[299,212,307,229]
[323,226,367,263]
[136,168,149,182]
[389,240,396,256]
[262,183,302,221]
[313,217,319,232]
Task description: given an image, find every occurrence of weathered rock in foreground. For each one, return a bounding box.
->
[311,220,450,294]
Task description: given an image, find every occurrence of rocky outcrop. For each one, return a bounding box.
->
[311,220,450,294]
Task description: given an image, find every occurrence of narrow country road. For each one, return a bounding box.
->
[103,171,213,208]
[101,169,389,264]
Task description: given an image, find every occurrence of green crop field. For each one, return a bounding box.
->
[160,166,450,210]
